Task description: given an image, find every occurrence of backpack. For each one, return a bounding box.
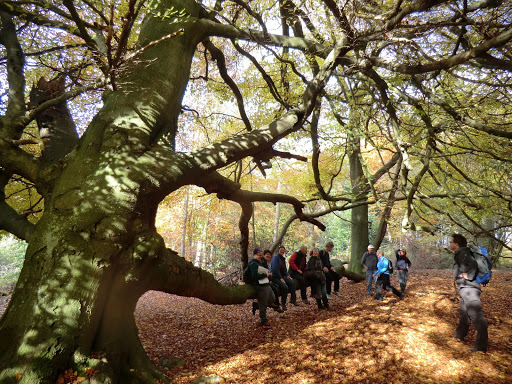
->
[387,259,394,274]
[242,266,253,284]
[469,245,492,286]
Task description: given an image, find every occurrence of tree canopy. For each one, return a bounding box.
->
[1,0,511,382]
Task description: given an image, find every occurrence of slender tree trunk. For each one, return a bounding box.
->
[273,182,281,243]
[181,187,189,259]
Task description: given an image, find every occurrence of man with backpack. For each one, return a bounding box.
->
[373,250,402,301]
[450,233,488,352]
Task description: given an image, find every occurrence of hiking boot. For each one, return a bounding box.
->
[302,298,310,304]
[281,304,288,311]
[326,294,331,300]
[453,335,465,342]
[311,293,321,299]
[468,348,486,353]
[252,302,258,315]
[333,291,341,297]
[270,304,284,313]
[260,319,270,327]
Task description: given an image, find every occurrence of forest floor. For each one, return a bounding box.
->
[135,270,512,384]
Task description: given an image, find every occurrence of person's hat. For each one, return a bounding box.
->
[253,248,262,255]
[368,244,375,250]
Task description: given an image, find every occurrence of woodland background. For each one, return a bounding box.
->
[1,0,512,383]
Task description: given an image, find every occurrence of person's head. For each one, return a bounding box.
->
[300,245,308,254]
[278,246,286,255]
[325,241,334,252]
[253,248,263,259]
[450,233,467,251]
[368,244,375,253]
[376,249,384,258]
[400,249,407,257]
[311,247,320,257]
[263,250,272,261]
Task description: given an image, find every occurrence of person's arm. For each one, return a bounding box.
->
[458,249,478,280]
[374,258,388,276]
[361,252,368,268]
[270,255,282,279]
[406,257,412,268]
[289,252,299,272]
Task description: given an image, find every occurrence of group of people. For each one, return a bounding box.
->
[246,233,489,354]
[361,244,411,301]
[247,242,341,326]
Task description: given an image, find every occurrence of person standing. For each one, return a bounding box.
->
[248,248,277,326]
[373,250,402,301]
[361,244,378,296]
[395,249,412,295]
[306,248,329,310]
[270,246,298,310]
[450,233,488,352]
[319,241,341,298]
[288,245,310,304]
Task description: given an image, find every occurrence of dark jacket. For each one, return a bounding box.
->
[289,250,307,274]
[319,249,332,269]
[361,251,378,269]
[306,256,326,285]
[395,250,412,271]
[270,253,289,279]
[453,246,480,290]
[248,258,269,286]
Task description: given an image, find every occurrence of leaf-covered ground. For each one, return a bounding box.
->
[135,270,512,384]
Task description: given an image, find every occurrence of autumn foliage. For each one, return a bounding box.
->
[130,270,512,383]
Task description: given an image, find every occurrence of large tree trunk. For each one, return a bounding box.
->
[0,2,253,382]
[348,135,368,276]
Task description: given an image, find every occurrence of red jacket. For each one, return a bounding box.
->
[288,251,307,273]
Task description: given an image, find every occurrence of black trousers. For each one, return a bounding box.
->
[324,270,340,294]
[375,273,401,300]
[290,271,308,300]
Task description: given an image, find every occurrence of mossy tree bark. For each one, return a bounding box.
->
[0,0,340,381]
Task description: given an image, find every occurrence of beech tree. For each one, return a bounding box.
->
[1,0,511,382]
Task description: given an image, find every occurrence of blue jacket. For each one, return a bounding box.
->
[270,254,289,279]
[375,256,390,275]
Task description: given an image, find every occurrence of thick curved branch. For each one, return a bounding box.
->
[204,39,252,131]
[186,31,351,164]
[0,11,26,126]
[0,170,35,241]
[151,249,255,304]
[0,140,43,184]
[238,201,253,268]
[232,41,290,109]
[198,18,330,57]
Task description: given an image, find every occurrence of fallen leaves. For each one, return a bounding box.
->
[135,270,512,383]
